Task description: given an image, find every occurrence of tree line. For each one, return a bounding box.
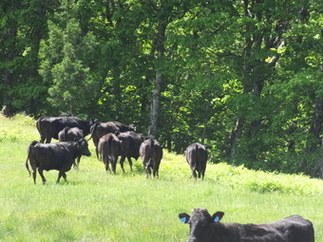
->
[1,0,322,176]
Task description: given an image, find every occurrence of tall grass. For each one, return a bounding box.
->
[0,114,322,241]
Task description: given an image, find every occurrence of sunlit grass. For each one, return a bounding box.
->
[0,114,323,241]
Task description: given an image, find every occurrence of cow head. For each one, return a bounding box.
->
[75,138,91,157]
[179,208,224,242]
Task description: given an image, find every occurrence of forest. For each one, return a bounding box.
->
[1,0,322,176]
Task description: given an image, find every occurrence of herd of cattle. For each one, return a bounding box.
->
[24,116,316,241]
[25,116,208,184]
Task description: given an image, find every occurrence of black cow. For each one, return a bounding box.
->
[113,121,136,133]
[179,208,315,242]
[139,138,163,178]
[90,121,135,158]
[98,133,121,173]
[58,127,83,141]
[118,131,144,172]
[25,138,91,184]
[36,116,94,143]
[58,127,84,168]
[185,143,208,179]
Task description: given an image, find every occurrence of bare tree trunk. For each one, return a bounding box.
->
[229,118,245,162]
[148,71,163,138]
[3,70,14,117]
[201,102,210,144]
[148,17,167,139]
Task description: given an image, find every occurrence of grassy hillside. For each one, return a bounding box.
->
[0,113,322,241]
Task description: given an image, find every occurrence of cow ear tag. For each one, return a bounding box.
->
[180,217,187,223]
[214,216,220,222]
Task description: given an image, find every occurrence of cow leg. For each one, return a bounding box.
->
[111,158,117,174]
[95,145,100,160]
[77,155,81,167]
[127,157,133,172]
[105,163,111,172]
[38,169,46,184]
[119,156,126,173]
[72,159,78,169]
[146,167,151,179]
[45,137,51,143]
[152,160,159,178]
[197,171,201,178]
[192,170,197,179]
[153,169,157,178]
[73,156,81,169]
[201,170,205,180]
[155,168,159,177]
[145,160,152,178]
[57,171,67,183]
[39,135,45,143]
[32,170,37,184]
[103,155,111,172]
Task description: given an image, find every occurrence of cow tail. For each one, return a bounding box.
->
[25,141,38,176]
[108,135,112,151]
[36,116,45,142]
[88,122,99,141]
[36,117,42,135]
[194,143,199,170]
[147,138,154,168]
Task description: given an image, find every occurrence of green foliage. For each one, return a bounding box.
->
[39,0,100,115]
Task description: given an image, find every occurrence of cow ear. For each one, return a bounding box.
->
[178,213,190,224]
[212,211,224,223]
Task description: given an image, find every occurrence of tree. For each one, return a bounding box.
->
[39,0,99,115]
[0,0,54,116]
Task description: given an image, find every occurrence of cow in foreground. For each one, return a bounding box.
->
[118,131,144,172]
[185,143,208,179]
[36,116,94,143]
[139,138,163,178]
[178,208,315,242]
[25,139,91,184]
[58,127,84,168]
[90,121,135,158]
[98,133,121,173]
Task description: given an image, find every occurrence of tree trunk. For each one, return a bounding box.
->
[3,70,14,117]
[229,118,245,163]
[148,70,163,138]
[148,17,167,138]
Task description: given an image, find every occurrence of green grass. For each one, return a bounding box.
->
[0,113,323,241]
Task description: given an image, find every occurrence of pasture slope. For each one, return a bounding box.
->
[0,113,322,242]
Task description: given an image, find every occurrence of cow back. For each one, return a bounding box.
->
[140,139,163,164]
[185,143,208,179]
[269,215,315,242]
[118,131,144,159]
[37,116,91,142]
[28,140,90,171]
[58,127,84,141]
[98,133,121,157]
[152,140,163,163]
[113,121,136,132]
[91,122,120,145]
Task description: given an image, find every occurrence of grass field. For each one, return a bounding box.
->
[0,113,322,241]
